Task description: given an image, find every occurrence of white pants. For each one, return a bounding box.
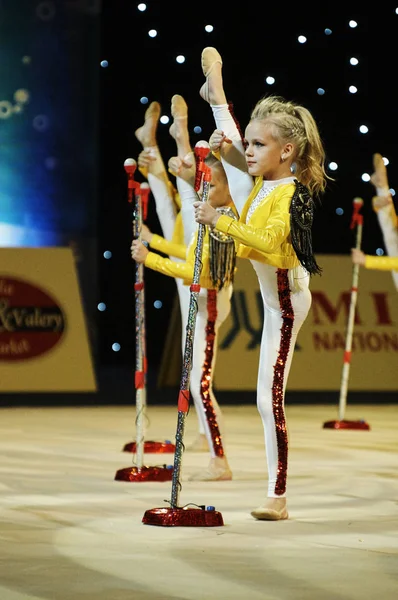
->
[253,261,311,497]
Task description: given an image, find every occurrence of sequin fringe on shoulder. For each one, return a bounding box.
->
[290,180,322,276]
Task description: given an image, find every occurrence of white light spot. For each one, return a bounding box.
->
[103,250,112,259]
[328,162,338,171]
[324,28,332,35]
[376,248,384,256]
[205,24,214,32]
[336,207,344,215]
[0,101,14,119]
[317,88,325,96]
[382,156,389,166]
[140,96,149,105]
[265,76,275,85]
[160,115,170,124]
[112,343,121,352]
[148,29,157,38]
[100,60,108,68]
[193,125,202,134]
[176,55,185,64]
[349,85,358,94]
[362,173,371,182]
[154,300,163,309]
[349,20,358,28]
[97,302,106,311]
[14,89,30,104]
[298,35,307,44]
[137,3,147,11]
[359,124,368,134]
[350,57,359,66]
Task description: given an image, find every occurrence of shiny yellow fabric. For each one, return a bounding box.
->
[149,232,186,260]
[216,178,300,269]
[365,254,398,272]
[145,226,228,289]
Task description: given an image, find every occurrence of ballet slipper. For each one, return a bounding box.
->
[135,101,161,148]
[250,497,289,521]
[200,47,223,104]
[371,153,389,191]
[171,94,188,121]
[188,456,232,482]
[185,433,209,452]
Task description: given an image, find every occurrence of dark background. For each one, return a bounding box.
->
[97,1,398,401]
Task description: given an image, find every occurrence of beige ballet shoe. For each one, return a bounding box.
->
[200,47,223,103]
[251,497,289,521]
[135,101,161,147]
[371,153,389,191]
[171,94,188,120]
[185,433,209,452]
[188,457,232,482]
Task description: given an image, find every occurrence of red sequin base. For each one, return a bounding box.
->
[142,507,224,527]
[123,440,176,453]
[114,465,174,482]
[323,420,370,430]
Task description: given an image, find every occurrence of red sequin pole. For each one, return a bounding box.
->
[115,162,173,483]
[273,269,294,496]
[324,198,370,431]
[200,289,224,457]
[122,182,175,455]
[143,142,224,526]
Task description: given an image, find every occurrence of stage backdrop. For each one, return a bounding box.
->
[159,255,398,392]
[214,255,398,391]
[0,248,96,392]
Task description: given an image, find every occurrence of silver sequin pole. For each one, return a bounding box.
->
[124,158,145,468]
[170,141,211,509]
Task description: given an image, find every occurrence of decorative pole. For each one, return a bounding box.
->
[323,197,370,431]
[115,160,174,482]
[142,142,224,526]
[122,180,175,455]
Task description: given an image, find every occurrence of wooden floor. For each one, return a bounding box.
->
[0,403,397,600]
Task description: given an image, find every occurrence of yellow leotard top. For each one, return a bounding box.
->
[217,178,300,270]
[365,255,398,272]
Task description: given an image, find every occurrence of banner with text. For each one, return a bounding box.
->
[0,248,96,392]
[214,255,398,391]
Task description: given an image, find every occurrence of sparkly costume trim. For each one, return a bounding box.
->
[273,269,294,495]
[200,289,224,457]
[246,185,278,222]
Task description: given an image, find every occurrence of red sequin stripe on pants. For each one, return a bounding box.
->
[273,269,294,495]
[200,288,225,458]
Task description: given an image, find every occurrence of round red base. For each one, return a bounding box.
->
[123,440,176,453]
[114,465,173,482]
[323,419,370,430]
[142,507,224,527]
